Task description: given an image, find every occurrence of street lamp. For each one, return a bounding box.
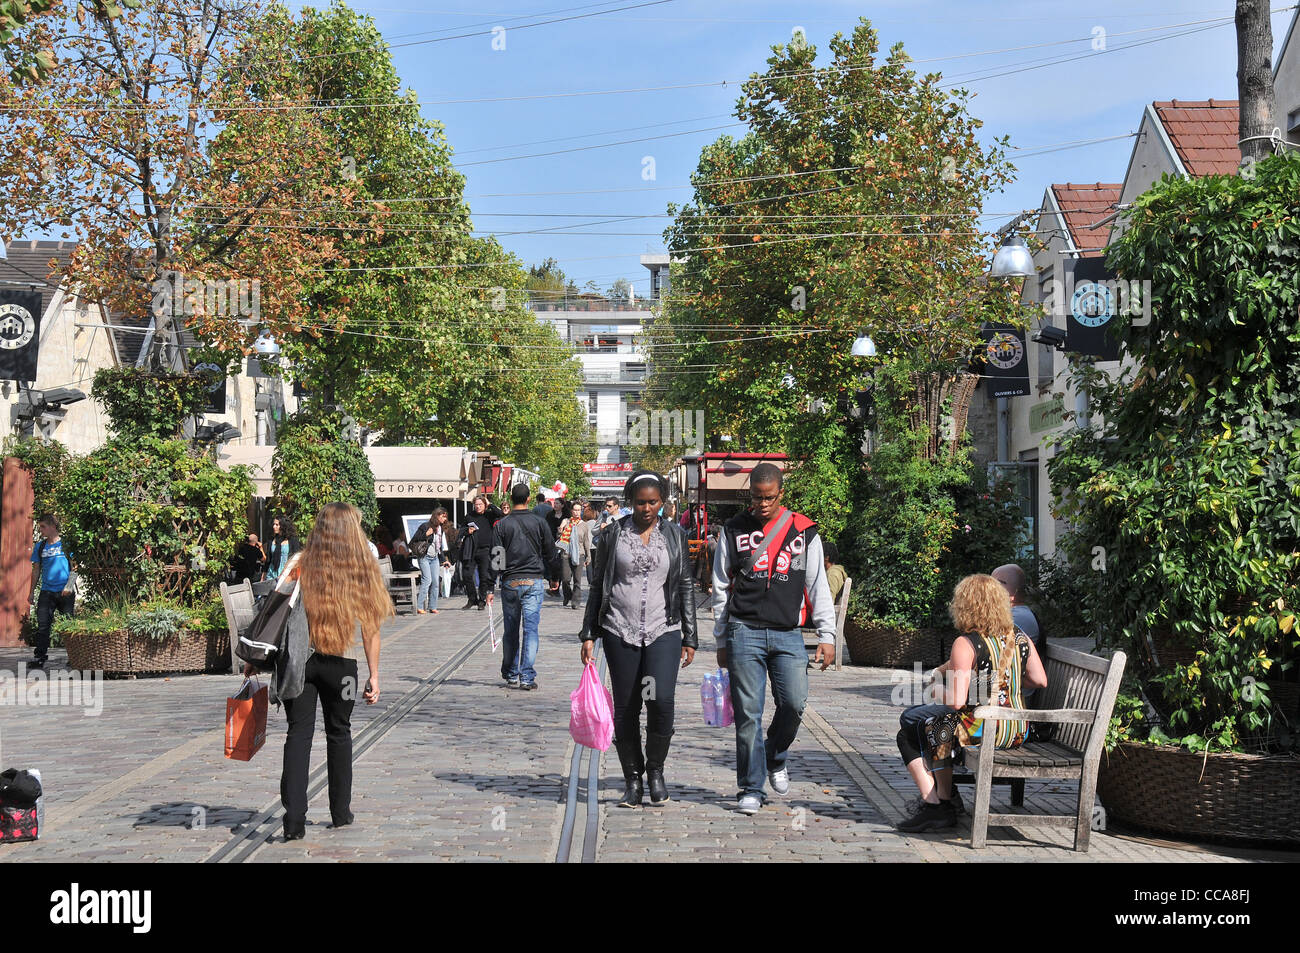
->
[990,234,1035,279]
[851,335,877,358]
[253,330,280,356]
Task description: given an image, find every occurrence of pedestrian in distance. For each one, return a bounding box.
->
[492,482,559,690]
[580,471,697,807]
[29,514,75,671]
[412,508,456,614]
[244,502,391,842]
[558,501,591,609]
[582,500,601,586]
[712,462,837,815]
[460,495,497,610]
[895,574,1047,832]
[264,515,300,583]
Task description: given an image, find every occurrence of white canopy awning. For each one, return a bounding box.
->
[217,444,476,500]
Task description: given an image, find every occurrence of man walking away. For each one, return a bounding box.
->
[30,514,75,670]
[713,463,836,815]
[491,483,557,689]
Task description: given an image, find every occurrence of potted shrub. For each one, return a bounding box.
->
[53,368,252,675]
[1051,154,1300,844]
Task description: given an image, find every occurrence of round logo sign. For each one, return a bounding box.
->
[0,303,36,351]
[194,362,224,392]
[1071,281,1114,328]
[986,332,1024,370]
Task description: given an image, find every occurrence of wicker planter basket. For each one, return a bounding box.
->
[842,620,943,669]
[64,629,230,677]
[1097,741,1300,846]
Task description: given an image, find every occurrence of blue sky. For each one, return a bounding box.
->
[277,2,1289,294]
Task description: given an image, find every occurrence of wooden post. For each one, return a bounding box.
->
[0,457,36,647]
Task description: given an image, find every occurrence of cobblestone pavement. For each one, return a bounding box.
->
[2,597,1296,863]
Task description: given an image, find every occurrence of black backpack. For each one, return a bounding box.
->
[235,581,300,672]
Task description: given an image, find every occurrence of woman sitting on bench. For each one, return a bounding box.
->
[895,573,1047,833]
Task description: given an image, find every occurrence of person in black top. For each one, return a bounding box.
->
[460,495,499,610]
[232,533,266,582]
[490,483,557,689]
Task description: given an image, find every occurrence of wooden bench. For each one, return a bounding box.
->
[218,578,257,675]
[377,556,420,613]
[802,576,852,671]
[964,643,1127,852]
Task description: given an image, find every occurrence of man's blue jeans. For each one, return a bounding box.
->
[726,621,809,799]
[501,578,545,685]
[417,556,440,611]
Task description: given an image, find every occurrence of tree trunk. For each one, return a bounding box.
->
[1236,0,1277,162]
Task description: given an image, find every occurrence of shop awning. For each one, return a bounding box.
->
[217,445,476,500]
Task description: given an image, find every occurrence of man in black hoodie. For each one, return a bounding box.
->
[490,483,557,689]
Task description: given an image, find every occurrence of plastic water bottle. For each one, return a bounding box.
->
[701,673,718,726]
[713,669,732,727]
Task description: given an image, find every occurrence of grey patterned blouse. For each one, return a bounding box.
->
[605,520,671,645]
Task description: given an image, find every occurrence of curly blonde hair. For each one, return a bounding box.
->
[949,573,1015,641]
[292,502,394,656]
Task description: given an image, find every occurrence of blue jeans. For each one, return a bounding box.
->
[726,621,809,799]
[501,578,545,685]
[417,556,439,611]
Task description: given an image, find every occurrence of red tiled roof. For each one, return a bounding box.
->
[1152,99,1240,176]
[1048,183,1122,256]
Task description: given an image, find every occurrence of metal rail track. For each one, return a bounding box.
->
[555,640,607,863]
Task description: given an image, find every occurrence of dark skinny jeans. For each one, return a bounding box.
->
[602,629,683,743]
[282,652,357,827]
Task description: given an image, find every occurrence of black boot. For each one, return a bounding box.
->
[613,734,644,808]
[645,731,672,805]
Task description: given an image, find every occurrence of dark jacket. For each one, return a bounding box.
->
[580,515,697,649]
[466,506,499,547]
[492,508,557,583]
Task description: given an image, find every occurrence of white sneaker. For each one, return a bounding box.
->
[768,767,790,796]
[736,794,762,815]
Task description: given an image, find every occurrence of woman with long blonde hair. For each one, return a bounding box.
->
[894,573,1047,832]
[245,502,393,841]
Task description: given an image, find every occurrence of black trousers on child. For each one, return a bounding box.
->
[282,652,357,827]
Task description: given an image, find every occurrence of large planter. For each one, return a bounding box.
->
[842,619,943,668]
[1097,741,1300,846]
[64,628,230,677]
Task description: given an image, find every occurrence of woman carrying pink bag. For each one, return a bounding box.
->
[579,470,697,808]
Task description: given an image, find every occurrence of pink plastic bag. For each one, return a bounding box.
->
[569,661,614,751]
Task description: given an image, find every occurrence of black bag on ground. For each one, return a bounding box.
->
[0,769,41,805]
[235,581,300,672]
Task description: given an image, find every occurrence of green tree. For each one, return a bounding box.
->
[647,18,1018,448]
[270,410,379,534]
[1050,153,1300,752]
[244,2,592,481]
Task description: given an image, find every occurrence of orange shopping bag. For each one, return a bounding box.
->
[225,677,268,761]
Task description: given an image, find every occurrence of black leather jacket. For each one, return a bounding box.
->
[580,515,697,649]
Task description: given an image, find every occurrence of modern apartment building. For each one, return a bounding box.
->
[531,254,670,464]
